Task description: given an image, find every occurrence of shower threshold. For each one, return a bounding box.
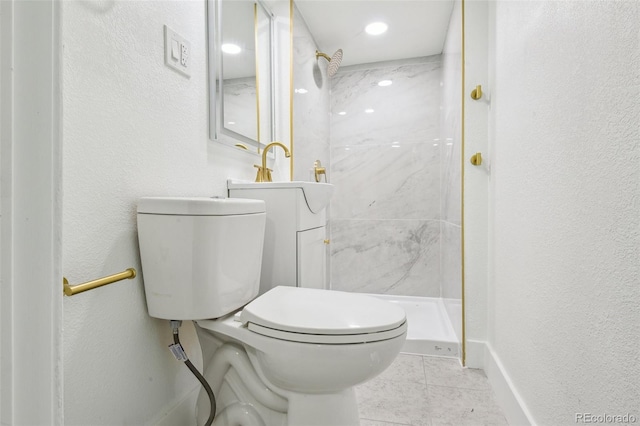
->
[369,294,460,358]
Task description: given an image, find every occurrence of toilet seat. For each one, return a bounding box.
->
[245,322,406,344]
[240,286,407,344]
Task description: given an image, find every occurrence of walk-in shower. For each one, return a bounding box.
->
[327,53,462,359]
[292,0,462,360]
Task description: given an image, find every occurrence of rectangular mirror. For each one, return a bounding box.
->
[208,0,275,153]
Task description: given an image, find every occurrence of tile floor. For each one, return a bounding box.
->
[355,354,509,426]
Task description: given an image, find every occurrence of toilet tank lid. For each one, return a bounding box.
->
[137,197,265,216]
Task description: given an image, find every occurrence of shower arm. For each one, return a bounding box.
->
[316,51,331,62]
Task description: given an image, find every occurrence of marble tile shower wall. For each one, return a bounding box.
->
[330,57,443,297]
[292,5,330,181]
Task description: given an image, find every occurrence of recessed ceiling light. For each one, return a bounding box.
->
[378,80,393,87]
[365,108,375,113]
[221,43,241,54]
[338,111,347,115]
[295,88,308,94]
[365,22,388,36]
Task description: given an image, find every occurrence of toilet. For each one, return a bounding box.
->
[137,196,407,426]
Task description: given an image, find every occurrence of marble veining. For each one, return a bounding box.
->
[356,354,508,426]
[331,142,440,220]
[329,56,443,297]
[331,59,441,149]
[330,219,440,297]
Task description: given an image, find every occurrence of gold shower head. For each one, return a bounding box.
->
[316,49,343,77]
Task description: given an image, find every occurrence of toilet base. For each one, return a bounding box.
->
[287,390,360,426]
[203,378,361,426]
[195,334,362,426]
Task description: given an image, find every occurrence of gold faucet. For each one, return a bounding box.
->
[313,160,327,182]
[255,142,291,182]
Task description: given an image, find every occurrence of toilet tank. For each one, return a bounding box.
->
[137,197,266,320]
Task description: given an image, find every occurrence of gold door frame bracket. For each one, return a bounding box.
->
[470,152,483,166]
[470,84,482,100]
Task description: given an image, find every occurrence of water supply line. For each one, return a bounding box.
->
[170,320,217,426]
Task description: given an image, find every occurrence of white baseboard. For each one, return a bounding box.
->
[464,339,486,368]
[466,340,536,426]
[149,386,199,426]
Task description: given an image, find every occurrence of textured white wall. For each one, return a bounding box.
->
[488,1,639,424]
[61,1,284,424]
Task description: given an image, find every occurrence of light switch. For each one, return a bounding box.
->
[164,25,191,78]
[171,40,180,60]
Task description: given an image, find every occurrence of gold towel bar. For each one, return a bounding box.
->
[63,268,137,296]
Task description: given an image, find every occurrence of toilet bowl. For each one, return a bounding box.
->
[196,286,406,425]
[137,197,406,426]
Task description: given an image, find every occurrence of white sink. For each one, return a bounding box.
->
[227,179,334,214]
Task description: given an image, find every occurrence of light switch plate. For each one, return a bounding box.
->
[164,25,191,78]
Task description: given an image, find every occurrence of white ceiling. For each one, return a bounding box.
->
[295,0,455,67]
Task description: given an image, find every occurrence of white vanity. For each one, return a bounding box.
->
[227,179,333,293]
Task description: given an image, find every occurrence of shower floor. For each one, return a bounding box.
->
[369,294,460,358]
